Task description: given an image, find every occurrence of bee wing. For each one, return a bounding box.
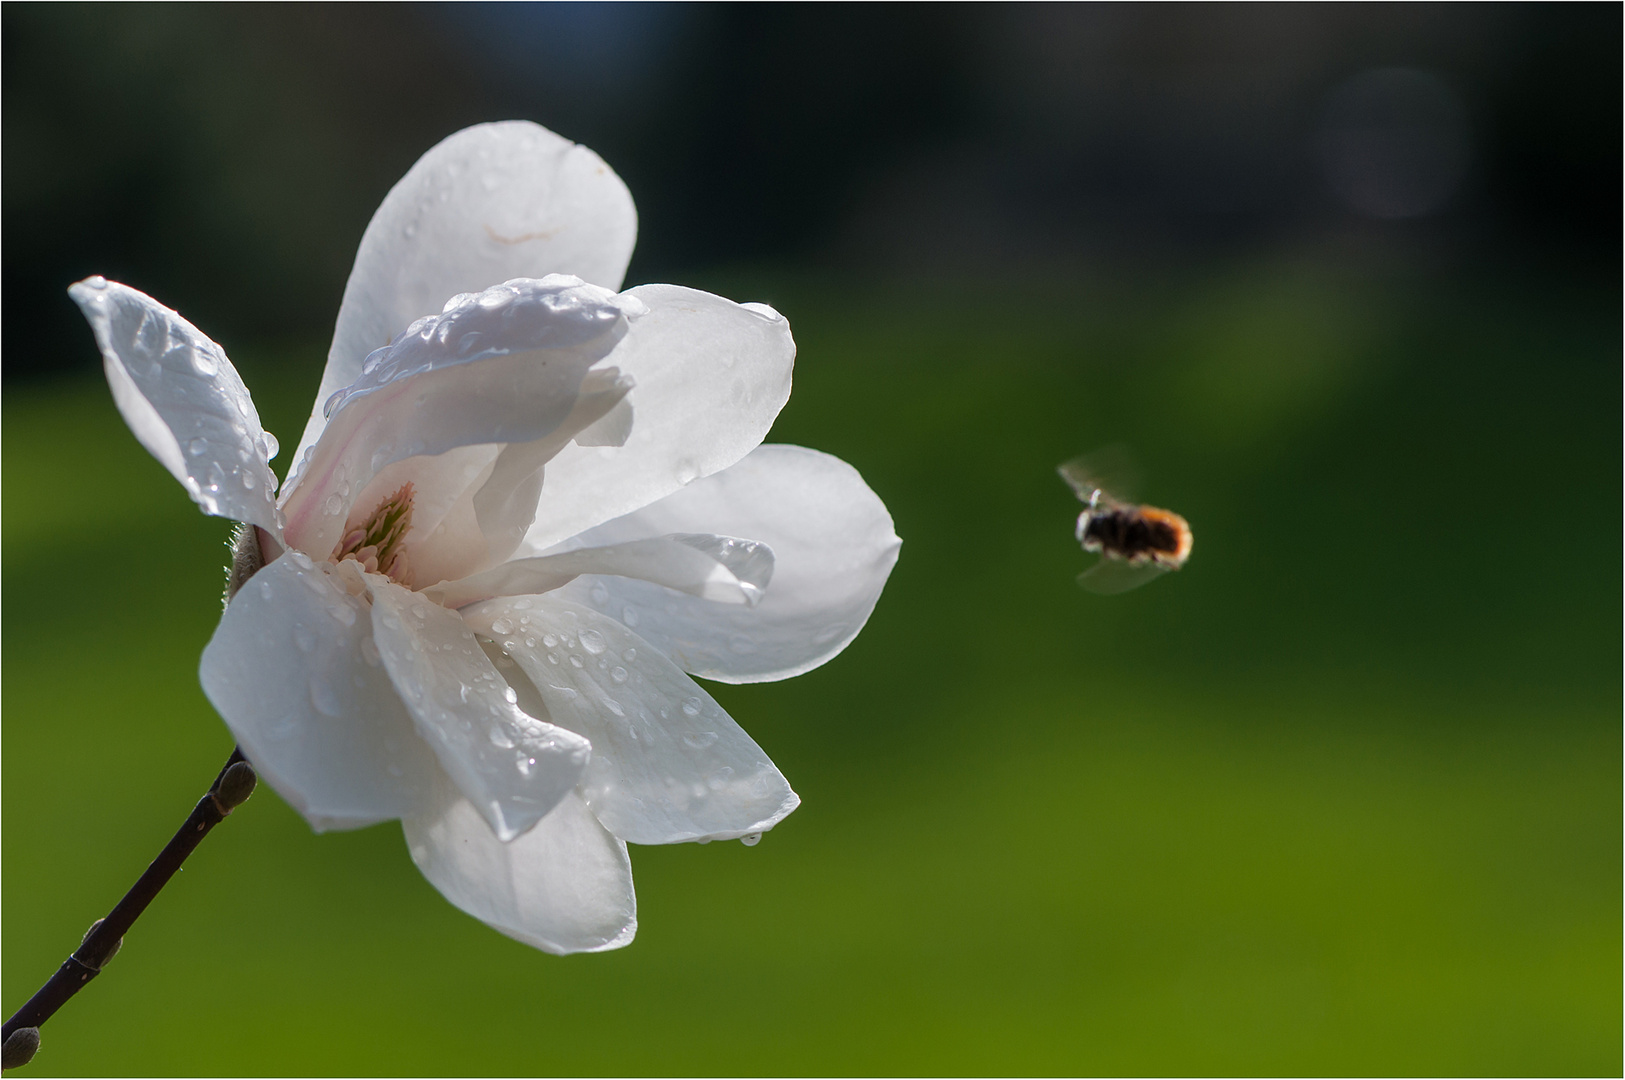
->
[1057,444,1141,507]
[1075,557,1169,595]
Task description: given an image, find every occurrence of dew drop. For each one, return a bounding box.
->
[681,697,702,717]
[589,581,610,606]
[262,432,280,460]
[579,629,606,654]
[324,494,344,516]
[740,832,763,847]
[186,437,208,457]
[682,730,719,749]
[293,626,316,653]
[542,633,558,648]
[309,678,343,717]
[489,617,515,635]
[503,686,518,704]
[569,655,584,668]
[622,648,637,662]
[610,666,628,684]
[191,349,219,377]
[621,605,639,627]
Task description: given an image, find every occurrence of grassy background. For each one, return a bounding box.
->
[3,255,1618,1074]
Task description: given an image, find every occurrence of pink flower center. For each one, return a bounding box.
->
[332,482,415,583]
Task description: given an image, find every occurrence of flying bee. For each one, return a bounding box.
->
[1058,450,1192,594]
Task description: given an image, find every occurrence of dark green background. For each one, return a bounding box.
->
[4,5,1619,1075]
[5,257,1618,1073]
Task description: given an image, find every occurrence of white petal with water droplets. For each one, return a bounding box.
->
[199,553,438,830]
[368,577,589,841]
[404,776,635,955]
[463,598,798,845]
[69,278,283,536]
[282,277,632,560]
[521,285,795,551]
[426,533,773,610]
[555,444,900,682]
[298,120,637,464]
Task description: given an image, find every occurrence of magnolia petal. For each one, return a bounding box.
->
[521,285,795,551]
[403,366,636,589]
[69,278,282,536]
[198,553,438,830]
[426,533,773,610]
[554,444,901,683]
[282,278,632,560]
[405,777,636,955]
[368,577,589,841]
[464,598,799,845]
[298,120,637,464]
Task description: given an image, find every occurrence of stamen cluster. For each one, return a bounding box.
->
[332,482,414,582]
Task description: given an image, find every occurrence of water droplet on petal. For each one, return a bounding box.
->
[191,349,218,377]
[569,655,584,668]
[309,678,343,717]
[589,581,610,606]
[682,730,719,749]
[293,626,316,653]
[490,617,515,635]
[187,437,208,457]
[741,832,763,847]
[610,666,628,684]
[324,494,344,516]
[579,629,606,655]
[262,432,280,460]
[621,605,639,628]
[681,697,703,717]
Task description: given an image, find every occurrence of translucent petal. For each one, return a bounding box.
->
[297,120,637,464]
[368,577,589,841]
[198,553,438,830]
[521,285,795,551]
[399,366,635,589]
[404,777,635,955]
[463,598,798,845]
[552,444,900,683]
[426,533,773,610]
[69,278,282,536]
[281,277,631,561]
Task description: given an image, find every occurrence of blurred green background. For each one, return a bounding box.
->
[4,5,1619,1076]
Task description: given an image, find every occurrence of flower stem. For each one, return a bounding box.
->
[0,747,257,1070]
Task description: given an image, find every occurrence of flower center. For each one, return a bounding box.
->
[333,482,414,583]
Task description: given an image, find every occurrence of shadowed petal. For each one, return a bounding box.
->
[199,553,438,830]
[69,277,282,536]
[405,777,636,955]
[464,598,798,845]
[554,444,900,683]
[521,285,795,552]
[369,576,589,841]
[426,533,772,610]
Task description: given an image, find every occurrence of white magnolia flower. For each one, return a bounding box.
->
[70,121,900,954]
